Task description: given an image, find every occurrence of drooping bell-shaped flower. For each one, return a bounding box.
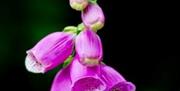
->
[82,4,105,32]
[70,56,106,91]
[75,29,103,66]
[51,56,106,91]
[100,64,136,91]
[25,32,75,73]
[51,66,71,91]
[70,0,88,11]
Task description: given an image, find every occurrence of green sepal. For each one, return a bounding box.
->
[77,23,85,33]
[63,26,78,34]
[62,55,74,68]
[88,0,97,4]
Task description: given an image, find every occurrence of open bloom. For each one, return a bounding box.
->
[82,4,105,32]
[25,32,75,73]
[100,64,136,91]
[75,29,103,66]
[51,56,135,91]
[70,0,88,11]
[51,56,106,91]
[70,56,106,91]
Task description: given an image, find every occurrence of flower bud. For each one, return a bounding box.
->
[70,0,88,11]
[82,4,105,31]
[25,32,75,73]
[75,29,103,66]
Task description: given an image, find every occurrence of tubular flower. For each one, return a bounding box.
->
[70,56,106,91]
[100,64,136,91]
[70,0,88,11]
[75,29,103,66]
[82,4,105,32]
[25,32,75,73]
[51,56,106,91]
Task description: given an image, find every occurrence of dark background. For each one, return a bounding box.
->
[0,0,179,91]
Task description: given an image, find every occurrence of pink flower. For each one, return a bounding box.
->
[50,56,136,91]
[70,56,106,91]
[100,64,136,91]
[82,4,105,31]
[51,56,106,91]
[25,32,75,73]
[75,29,103,66]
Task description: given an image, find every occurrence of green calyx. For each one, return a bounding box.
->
[63,26,78,34]
[88,0,97,4]
[63,55,74,68]
[77,23,85,33]
[63,23,85,34]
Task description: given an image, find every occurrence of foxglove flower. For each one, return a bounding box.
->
[51,66,71,91]
[100,64,136,91]
[70,0,88,11]
[25,32,75,73]
[82,4,105,32]
[70,56,106,91]
[51,56,106,91]
[75,29,103,66]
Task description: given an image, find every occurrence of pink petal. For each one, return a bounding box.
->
[75,29,103,66]
[51,66,72,91]
[25,32,75,73]
[82,4,105,31]
[100,64,136,91]
[70,56,106,91]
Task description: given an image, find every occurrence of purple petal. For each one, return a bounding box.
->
[25,32,75,73]
[72,77,106,91]
[70,56,106,91]
[75,29,103,66]
[100,64,136,91]
[51,66,71,91]
[82,4,105,31]
[110,82,136,91]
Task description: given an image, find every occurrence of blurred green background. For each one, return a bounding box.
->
[0,0,179,91]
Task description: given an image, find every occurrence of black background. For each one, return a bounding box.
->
[0,0,179,91]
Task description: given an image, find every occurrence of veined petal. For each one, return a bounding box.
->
[100,64,136,91]
[75,29,103,67]
[109,82,135,91]
[70,56,106,91]
[51,66,71,91]
[72,77,106,91]
[25,32,75,73]
[82,4,105,31]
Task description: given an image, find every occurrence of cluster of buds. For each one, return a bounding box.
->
[70,0,105,32]
[25,0,136,91]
